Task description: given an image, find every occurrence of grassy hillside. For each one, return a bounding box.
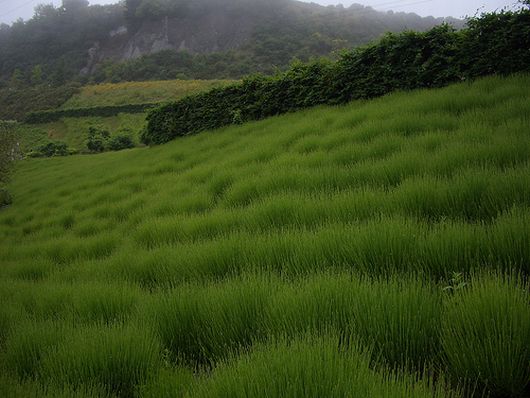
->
[62,80,237,108]
[16,79,235,152]
[1,75,530,397]
[16,113,147,152]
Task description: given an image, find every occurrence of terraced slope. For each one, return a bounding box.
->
[17,79,236,152]
[1,75,529,397]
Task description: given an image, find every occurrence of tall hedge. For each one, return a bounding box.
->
[142,10,530,145]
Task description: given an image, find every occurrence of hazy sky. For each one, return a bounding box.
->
[0,0,520,25]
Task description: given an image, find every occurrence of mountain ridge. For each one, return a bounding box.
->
[0,0,462,84]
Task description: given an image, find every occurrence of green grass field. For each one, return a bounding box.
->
[1,74,530,397]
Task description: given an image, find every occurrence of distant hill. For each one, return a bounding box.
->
[0,0,462,84]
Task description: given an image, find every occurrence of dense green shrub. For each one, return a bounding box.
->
[86,127,136,153]
[107,135,135,151]
[0,188,11,207]
[28,141,69,158]
[25,103,157,124]
[142,9,530,145]
[86,127,110,153]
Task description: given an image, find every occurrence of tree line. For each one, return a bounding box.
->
[142,7,530,145]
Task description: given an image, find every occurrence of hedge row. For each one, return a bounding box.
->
[25,103,158,124]
[142,9,530,145]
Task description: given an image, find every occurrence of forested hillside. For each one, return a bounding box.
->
[0,0,460,87]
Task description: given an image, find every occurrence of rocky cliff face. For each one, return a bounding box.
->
[83,8,257,73]
[0,0,466,83]
[80,2,463,75]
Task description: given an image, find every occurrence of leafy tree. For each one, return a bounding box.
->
[142,8,530,145]
[33,4,60,20]
[50,59,67,86]
[10,69,25,88]
[30,65,43,85]
[125,0,143,31]
[86,126,110,153]
[0,0,458,85]
[62,0,89,12]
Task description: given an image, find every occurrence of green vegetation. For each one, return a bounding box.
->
[12,79,234,153]
[0,84,80,122]
[143,9,530,144]
[86,127,134,153]
[25,104,157,124]
[0,0,457,87]
[24,80,235,124]
[442,275,530,396]
[0,121,19,206]
[107,135,135,152]
[0,122,18,183]
[14,113,147,154]
[0,74,529,396]
[63,80,237,108]
[27,141,69,158]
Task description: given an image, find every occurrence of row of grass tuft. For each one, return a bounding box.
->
[0,75,529,396]
[3,273,527,396]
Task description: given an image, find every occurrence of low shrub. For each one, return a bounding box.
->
[86,127,110,153]
[86,127,137,153]
[107,135,134,151]
[28,141,69,158]
[0,188,12,207]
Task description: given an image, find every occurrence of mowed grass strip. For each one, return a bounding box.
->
[0,75,529,396]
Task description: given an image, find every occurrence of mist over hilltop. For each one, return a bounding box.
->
[0,0,463,85]
[0,0,516,24]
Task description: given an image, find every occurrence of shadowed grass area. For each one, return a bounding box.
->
[189,333,460,398]
[0,75,529,396]
[441,274,530,397]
